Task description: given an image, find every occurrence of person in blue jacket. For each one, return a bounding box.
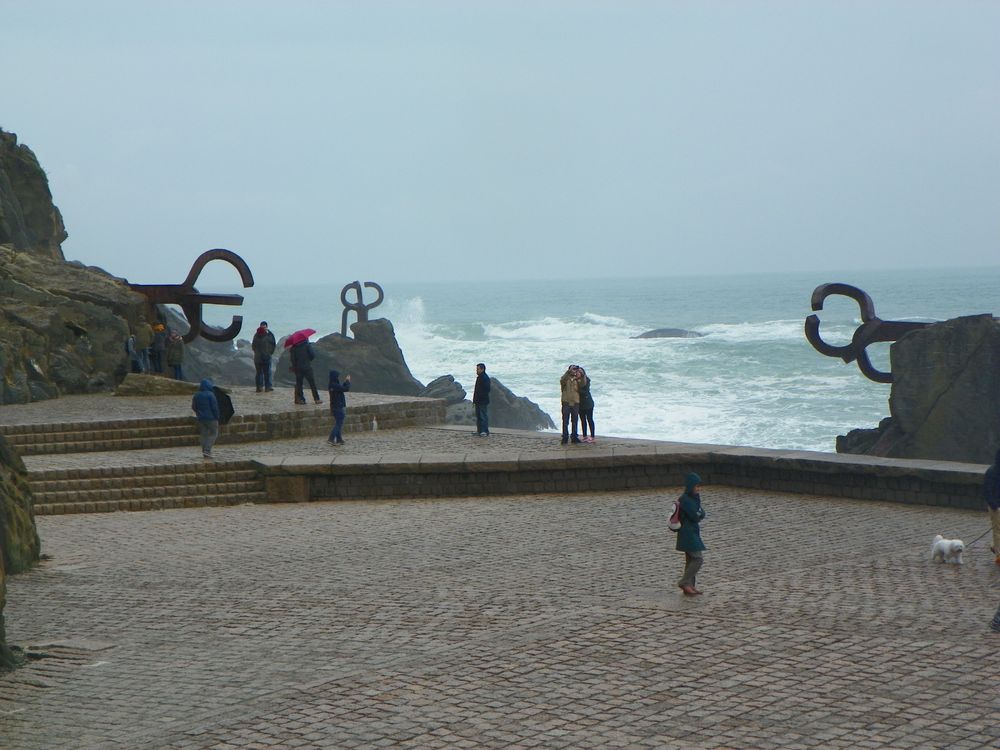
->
[676,472,706,595]
[191,379,220,459]
[326,369,352,446]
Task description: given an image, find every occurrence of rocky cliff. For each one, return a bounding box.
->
[837,314,1000,464]
[0,435,41,670]
[0,130,66,262]
[0,129,152,404]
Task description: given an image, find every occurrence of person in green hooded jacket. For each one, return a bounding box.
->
[676,472,706,595]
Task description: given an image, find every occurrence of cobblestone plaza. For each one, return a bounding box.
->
[3,467,998,749]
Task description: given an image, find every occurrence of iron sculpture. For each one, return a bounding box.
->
[340,280,384,336]
[128,248,255,343]
[805,282,931,384]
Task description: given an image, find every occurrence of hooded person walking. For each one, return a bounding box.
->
[326,369,352,446]
[676,472,707,595]
[191,379,220,459]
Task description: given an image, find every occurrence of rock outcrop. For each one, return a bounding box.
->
[0,244,147,404]
[0,130,67,262]
[0,129,152,404]
[273,319,424,396]
[0,436,41,670]
[633,328,703,339]
[837,314,1000,464]
[438,376,556,431]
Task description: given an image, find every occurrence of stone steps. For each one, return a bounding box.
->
[29,461,268,516]
[2,400,445,457]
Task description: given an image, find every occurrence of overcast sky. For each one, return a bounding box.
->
[3,1,998,288]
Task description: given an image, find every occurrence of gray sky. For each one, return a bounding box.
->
[4,0,999,287]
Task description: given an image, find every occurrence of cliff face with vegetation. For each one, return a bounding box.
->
[0,129,150,405]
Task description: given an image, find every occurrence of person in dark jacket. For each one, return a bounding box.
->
[983,448,1000,566]
[326,369,352,445]
[166,331,185,380]
[252,321,277,393]
[578,367,596,443]
[191,379,220,459]
[290,339,322,405]
[676,472,706,595]
[151,323,167,374]
[472,363,491,436]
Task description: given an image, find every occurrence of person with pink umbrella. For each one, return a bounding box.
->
[286,328,322,405]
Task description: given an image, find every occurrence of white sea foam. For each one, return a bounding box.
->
[234,268,1000,451]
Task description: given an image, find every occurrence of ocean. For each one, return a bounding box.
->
[210,266,1000,453]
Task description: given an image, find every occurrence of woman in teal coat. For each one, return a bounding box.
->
[676,472,706,595]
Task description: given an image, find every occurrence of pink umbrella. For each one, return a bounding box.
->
[283,328,317,347]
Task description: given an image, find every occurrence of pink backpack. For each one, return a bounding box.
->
[667,498,682,532]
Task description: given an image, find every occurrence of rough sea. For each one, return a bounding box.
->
[210,266,1000,453]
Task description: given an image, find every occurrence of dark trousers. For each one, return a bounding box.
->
[580,408,595,437]
[328,407,346,443]
[561,403,579,439]
[255,357,273,390]
[150,350,164,373]
[294,366,320,403]
[475,403,489,435]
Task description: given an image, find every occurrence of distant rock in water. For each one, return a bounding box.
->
[633,328,704,339]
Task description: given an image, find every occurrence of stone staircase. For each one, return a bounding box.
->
[8,396,446,516]
[29,461,266,515]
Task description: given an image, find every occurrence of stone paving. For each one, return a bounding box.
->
[2,480,999,749]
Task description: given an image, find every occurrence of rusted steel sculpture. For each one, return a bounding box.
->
[340,280,384,336]
[128,249,255,343]
[805,282,931,384]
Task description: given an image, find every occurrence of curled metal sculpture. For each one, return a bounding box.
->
[805,282,930,384]
[128,249,255,343]
[340,280,384,336]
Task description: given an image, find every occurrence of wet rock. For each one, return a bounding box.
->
[633,328,703,339]
[838,314,1000,463]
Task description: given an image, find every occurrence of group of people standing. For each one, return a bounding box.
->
[559,364,596,444]
[127,320,185,380]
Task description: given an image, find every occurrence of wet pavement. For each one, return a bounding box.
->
[2,485,998,749]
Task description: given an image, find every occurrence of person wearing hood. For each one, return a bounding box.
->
[676,472,707,595]
[252,321,277,393]
[291,338,322,405]
[191,379,220,459]
[326,369,352,445]
[983,448,1000,566]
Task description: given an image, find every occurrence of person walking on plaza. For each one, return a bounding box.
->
[560,364,582,444]
[473,362,491,436]
[326,369,352,446]
[983,448,1000,566]
[151,322,167,374]
[578,366,596,443]
[252,321,277,393]
[675,472,707,596]
[166,331,185,380]
[291,337,322,405]
[191,378,220,459]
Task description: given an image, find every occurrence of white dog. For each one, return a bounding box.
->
[930,534,965,564]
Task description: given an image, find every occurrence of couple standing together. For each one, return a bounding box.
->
[560,365,596,444]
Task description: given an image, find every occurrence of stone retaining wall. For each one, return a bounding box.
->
[257,444,986,511]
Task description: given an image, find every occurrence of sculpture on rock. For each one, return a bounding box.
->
[340,280,384,337]
[127,249,255,343]
[805,282,930,384]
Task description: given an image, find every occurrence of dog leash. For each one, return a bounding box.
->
[963,527,993,548]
